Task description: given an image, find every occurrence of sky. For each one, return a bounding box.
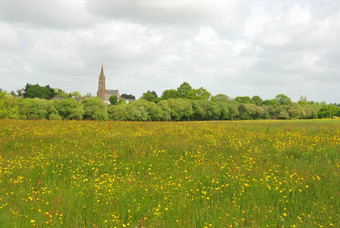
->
[0,0,339,103]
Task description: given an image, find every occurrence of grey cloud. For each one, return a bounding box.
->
[0,0,93,28]
[0,0,339,102]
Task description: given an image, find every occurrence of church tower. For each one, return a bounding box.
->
[97,64,106,99]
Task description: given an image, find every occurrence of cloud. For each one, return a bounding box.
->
[0,22,18,47]
[0,0,92,28]
[0,0,339,103]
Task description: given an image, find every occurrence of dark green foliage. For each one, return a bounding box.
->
[23,84,51,99]
[191,100,205,120]
[216,102,230,120]
[262,99,280,107]
[226,102,239,120]
[45,85,56,99]
[109,95,118,105]
[121,94,135,99]
[252,95,263,106]
[318,105,339,119]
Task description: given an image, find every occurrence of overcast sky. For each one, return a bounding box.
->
[0,0,339,102]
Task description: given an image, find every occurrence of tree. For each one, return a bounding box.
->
[318,105,339,119]
[121,94,135,99]
[177,82,193,98]
[288,104,315,119]
[276,94,292,106]
[213,94,230,103]
[71,91,82,99]
[161,89,180,99]
[82,97,108,120]
[262,99,280,107]
[235,96,252,104]
[149,91,158,98]
[109,95,118,105]
[16,89,23,97]
[252,95,263,106]
[141,91,156,102]
[45,85,56,99]
[192,87,211,100]
[23,84,51,99]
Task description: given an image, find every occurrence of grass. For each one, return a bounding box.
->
[0,119,339,227]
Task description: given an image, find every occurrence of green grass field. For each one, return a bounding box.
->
[0,120,339,227]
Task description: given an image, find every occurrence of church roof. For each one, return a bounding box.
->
[106,90,119,95]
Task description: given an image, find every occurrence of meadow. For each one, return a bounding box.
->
[0,120,339,227]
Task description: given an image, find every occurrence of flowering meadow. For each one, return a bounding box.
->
[0,120,339,227]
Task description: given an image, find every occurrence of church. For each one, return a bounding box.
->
[97,65,120,103]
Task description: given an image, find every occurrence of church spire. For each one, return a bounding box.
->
[100,64,105,79]
[97,64,106,99]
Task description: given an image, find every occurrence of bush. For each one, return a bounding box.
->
[82,98,108,120]
[53,98,84,120]
[0,91,18,119]
[132,100,165,121]
[158,98,193,121]
[108,105,127,121]
[278,111,290,119]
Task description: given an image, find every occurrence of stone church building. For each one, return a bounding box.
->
[97,65,120,103]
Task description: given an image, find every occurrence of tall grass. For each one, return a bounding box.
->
[0,120,339,227]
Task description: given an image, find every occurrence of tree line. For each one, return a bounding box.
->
[0,82,339,121]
